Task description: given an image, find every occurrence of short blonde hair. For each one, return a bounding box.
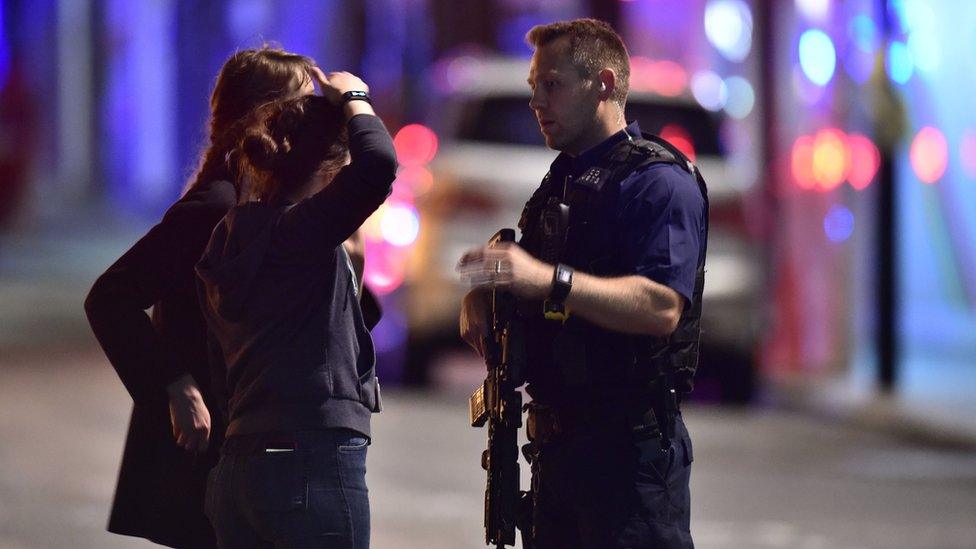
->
[525,18,630,106]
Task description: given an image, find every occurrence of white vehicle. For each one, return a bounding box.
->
[404,58,759,400]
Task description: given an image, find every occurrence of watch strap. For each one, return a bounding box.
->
[548,263,574,305]
[342,90,371,104]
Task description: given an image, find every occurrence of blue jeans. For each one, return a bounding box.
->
[205,429,370,549]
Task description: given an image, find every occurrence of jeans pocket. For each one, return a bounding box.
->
[243,451,308,512]
[334,434,370,547]
[338,436,369,453]
[336,432,369,500]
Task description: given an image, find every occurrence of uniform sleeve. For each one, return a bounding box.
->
[621,164,705,308]
[272,114,398,260]
[84,189,234,401]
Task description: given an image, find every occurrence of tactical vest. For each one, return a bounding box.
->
[517,132,709,414]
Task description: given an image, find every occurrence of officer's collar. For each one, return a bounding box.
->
[550,121,642,176]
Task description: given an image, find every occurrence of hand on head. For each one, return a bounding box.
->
[311,66,369,106]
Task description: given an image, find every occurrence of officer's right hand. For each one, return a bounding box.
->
[460,288,491,357]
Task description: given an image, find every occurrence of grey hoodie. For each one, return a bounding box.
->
[196,114,397,438]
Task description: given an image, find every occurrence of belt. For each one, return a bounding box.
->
[524,401,629,444]
[525,393,679,448]
[220,428,364,455]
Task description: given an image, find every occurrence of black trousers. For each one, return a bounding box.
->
[527,413,694,548]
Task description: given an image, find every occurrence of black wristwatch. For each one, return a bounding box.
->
[342,90,371,104]
[548,263,574,305]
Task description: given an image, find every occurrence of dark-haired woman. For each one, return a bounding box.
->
[196,68,395,549]
[85,46,328,548]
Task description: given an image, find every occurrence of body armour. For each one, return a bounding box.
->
[517,132,709,417]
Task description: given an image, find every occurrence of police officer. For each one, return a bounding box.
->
[459,18,707,548]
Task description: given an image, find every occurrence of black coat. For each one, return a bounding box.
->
[86,178,385,548]
[85,178,237,548]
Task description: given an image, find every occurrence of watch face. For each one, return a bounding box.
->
[558,269,572,283]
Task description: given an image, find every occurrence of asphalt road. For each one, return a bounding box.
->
[2,346,976,549]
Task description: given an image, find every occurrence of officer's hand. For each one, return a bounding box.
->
[166,374,212,453]
[458,242,551,300]
[459,288,491,357]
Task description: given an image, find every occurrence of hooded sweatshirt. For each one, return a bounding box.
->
[195,114,397,438]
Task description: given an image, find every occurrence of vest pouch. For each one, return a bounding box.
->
[669,351,696,394]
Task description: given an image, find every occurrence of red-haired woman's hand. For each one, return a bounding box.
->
[311,67,369,106]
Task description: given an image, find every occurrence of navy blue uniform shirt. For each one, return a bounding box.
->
[548,121,705,307]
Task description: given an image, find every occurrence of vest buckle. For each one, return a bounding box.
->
[542,299,568,322]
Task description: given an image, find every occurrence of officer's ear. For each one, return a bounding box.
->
[597,69,616,101]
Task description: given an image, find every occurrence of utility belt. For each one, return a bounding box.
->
[524,401,597,444]
[524,375,680,449]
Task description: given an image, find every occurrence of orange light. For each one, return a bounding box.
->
[394,124,439,167]
[910,126,948,184]
[791,135,816,189]
[362,204,387,242]
[396,166,435,196]
[629,56,655,92]
[961,130,976,179]
[655,61,689,97]
[846,133,880,190]
[812,128,850,191]
[629,57,688,97]
[660,124,696,162]
[389,180,413,202]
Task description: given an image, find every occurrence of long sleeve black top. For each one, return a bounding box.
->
[196,114,397,438]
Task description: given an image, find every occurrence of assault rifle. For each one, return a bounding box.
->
[468,228,527,548]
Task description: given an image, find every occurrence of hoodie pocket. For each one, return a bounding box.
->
[359,372,382,413]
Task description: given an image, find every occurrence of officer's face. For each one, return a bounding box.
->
[528,37,601,155]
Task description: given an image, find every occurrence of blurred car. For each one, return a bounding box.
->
[404,58,759,401]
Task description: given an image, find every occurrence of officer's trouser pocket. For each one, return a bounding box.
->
[635,434,692,528]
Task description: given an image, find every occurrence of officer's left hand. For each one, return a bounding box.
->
[457,242,552,300]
